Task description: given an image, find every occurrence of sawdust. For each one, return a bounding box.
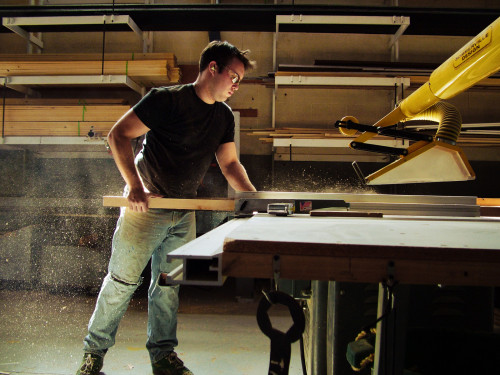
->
[264,171,377,195]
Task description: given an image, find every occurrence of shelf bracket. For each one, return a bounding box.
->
[2,19,44,49]
[0,77,39,97]
[388,16,410,48]
[0,75,144,96]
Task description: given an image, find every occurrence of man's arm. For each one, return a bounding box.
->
[107,108,154,212]
[215,142,257,192]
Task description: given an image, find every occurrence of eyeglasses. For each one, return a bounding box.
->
[224,66,241,85]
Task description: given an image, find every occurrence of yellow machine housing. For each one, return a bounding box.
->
[352,17,500,185]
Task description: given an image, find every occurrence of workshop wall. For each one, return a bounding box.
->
[2,9,499,160]
[0,4,499,185]
[0,2,499,187]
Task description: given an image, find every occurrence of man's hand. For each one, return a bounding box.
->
[126,188,163,212]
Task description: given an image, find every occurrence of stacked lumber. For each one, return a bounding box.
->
[276,67,500,88]
[4,98,128,105]
[243,127,500,147]
[0,100,129,137]
[243,127,353,143]
[0,52,180,86]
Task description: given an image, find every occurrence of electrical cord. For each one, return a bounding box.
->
[348,280,397,372]
[299,300,307,375]
[299,335,307,375]
[2,78,6,139]
[361,280,396,334]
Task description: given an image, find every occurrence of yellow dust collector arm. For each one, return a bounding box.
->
[355,16,500,144]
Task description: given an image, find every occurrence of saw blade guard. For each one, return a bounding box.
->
[346,101,475,185]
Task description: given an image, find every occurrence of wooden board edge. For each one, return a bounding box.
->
[103,196,235,211]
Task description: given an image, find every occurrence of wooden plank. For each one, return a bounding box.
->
[231,108,258,117]
[407,75,500,87]
[179,64,199,84]
[480,206,500,217]
[3,98,128,105]
[273,71,500,88]
[310,210,383,218]
[0,105,129,122]
[222,252,500,286]
[0,52,176,62]
[103,196,236,211]
[477,198,500,206]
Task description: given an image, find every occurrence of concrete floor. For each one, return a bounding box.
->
[0,281,303,375]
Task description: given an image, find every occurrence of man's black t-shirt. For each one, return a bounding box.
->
[133,84,235,198]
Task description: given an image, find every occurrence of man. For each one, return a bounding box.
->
[76,40,256,375]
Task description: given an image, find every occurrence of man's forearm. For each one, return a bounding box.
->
[108,133,143,191]
[222,161,256,192]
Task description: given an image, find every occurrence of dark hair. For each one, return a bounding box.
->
[199,40,256,73]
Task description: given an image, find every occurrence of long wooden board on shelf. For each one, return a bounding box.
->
[242,126,500,147]
[0,60,167,77]
[477,198,500,207]
[1,121,116,136]
[3,98,129,106]
[0,53,177,72]
[103,196,236,211]
[274,70,500,88]
[0,105,129,122]
[0,53,181,85]
[0,52,176,62]
[0,104,129,137]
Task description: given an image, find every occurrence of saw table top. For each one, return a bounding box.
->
[221,214,500,286]
[223,214,500,253]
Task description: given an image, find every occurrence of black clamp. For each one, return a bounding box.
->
[257,290,305,375]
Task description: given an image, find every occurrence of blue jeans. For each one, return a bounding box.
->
[83,206,196,363]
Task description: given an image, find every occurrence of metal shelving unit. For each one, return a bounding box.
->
[271,14,412,134]
[2,14,142,49]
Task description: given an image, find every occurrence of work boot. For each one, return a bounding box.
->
[76,353,103,375]
[152,352,193,375]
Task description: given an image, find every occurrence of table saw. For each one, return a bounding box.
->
[160,191,500,375]
[164,191,498,287]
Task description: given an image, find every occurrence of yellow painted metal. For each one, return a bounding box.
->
[364,141,475,185]
[354,16,500,143]
[338,115,359,136]
[349,17,500,184]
